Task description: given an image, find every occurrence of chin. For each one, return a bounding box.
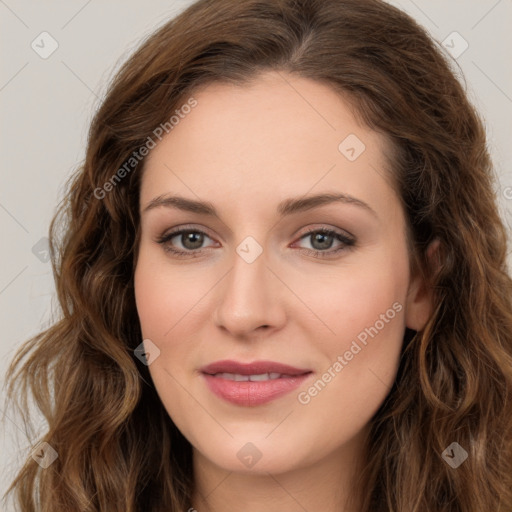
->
[192,434,314,475]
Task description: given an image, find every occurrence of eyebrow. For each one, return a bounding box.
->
[142,192,378,219]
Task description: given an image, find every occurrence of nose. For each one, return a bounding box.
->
[213,248,287,339]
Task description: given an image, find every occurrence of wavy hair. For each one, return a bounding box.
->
[3,0,512,510]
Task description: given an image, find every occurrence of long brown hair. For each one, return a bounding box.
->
[3,0,512,510]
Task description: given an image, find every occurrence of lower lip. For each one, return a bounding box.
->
[202,373,312,406]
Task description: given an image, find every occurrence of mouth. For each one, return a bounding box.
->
[200,360,313,406]
[200,359,312,376]
[206,372,303,381]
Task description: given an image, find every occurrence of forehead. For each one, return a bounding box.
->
[140,71,397,220]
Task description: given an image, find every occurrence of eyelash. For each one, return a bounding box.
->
[156,226,356,259]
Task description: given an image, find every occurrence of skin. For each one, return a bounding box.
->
[134,70,435,512]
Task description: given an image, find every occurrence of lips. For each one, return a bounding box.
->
[200,360,313,407]
[200,359,311,376]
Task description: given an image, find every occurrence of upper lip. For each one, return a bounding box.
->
[200,360,312,376]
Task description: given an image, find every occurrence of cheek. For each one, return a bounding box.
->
[134,261,166,339]
[133,254,200,426]
[295,249,409,416]
[296,250,409,353]
[134,248,203,339]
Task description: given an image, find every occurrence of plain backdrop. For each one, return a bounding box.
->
[1,1,511,509]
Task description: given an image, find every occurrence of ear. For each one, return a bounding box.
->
[404,238,441,331]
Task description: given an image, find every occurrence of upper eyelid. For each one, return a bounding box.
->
[161,225,217,241]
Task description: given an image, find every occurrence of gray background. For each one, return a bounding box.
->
[1,1,511,508]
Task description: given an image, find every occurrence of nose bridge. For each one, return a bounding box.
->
[214,242,284,335]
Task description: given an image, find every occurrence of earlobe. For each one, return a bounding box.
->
[404,238,441,331]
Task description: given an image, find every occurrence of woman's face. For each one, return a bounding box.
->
[134,71,432,475]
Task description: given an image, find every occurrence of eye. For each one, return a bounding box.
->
[156,225,356,259]
[156,226,217,258]
[293,227,356,258]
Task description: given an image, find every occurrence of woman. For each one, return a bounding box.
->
[4,0,512,510]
